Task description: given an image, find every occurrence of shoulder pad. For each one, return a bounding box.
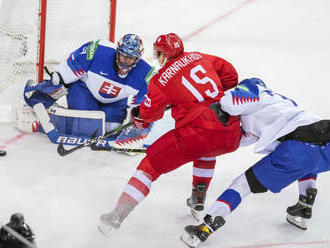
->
[86,40,100,60]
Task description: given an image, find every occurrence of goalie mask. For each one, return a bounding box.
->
[116,34,144,78]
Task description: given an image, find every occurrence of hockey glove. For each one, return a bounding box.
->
[131,106,151,129]
[38,72,67,100]
[25,72,67,99]
[24,80,56,108]
[47,72,68,100]
[209,102,230,124]
[127,95,138,108]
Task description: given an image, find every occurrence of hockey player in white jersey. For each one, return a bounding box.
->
[181,78,330,247]
[22,34,155,150]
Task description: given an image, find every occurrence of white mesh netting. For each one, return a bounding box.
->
[0,0,112,122]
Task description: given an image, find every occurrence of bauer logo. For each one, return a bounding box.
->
[99,81,121,98]
[57,136,90,145]
[86,40,100,60]
[56,136,113,147]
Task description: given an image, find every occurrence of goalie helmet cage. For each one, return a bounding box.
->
[0,0,116,108]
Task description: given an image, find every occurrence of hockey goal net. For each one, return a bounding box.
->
[0,0,116,121]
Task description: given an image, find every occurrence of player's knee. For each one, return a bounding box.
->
[137,157,161,181]
[245,167,268,193]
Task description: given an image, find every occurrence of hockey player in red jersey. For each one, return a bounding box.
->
[98,33,241,234]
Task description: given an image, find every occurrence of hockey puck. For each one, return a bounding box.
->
[0,150,6,156]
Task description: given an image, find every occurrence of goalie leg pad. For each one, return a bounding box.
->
[100,98,128,124]
[16,104,43,133]
[48,105,105,137]
[49,114,104,137]
[16,103,106,137]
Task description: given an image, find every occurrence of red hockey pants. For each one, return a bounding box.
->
[138,111,241,180]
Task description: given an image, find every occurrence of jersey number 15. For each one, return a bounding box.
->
[182,65,219,102]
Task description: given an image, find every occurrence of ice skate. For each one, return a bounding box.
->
[180,214,225,248]
[98,203,134,236]
[286,188,317,230]
[187,183,207,221]
[98,211,121,237]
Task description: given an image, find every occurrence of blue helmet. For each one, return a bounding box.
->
[116,34,144,78]
[239,78,267,88]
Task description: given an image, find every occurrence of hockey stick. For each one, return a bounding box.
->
[90,141,147,154]
[57,105,171,156]
[57,122,132,156]
[91,145,147,154]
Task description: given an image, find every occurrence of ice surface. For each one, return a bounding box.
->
[1,0,330,247]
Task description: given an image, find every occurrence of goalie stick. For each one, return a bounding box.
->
[57,105,172,156]
[57,122,132,156]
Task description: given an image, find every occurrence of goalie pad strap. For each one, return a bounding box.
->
[33,103,55,133]
[48,105,105,119]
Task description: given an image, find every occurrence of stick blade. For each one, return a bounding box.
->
[57,143,71,156]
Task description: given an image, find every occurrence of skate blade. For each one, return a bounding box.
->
[98,222,114,237]
[190,209,200,222]
[180,230,202,248]
[286,214,307,230]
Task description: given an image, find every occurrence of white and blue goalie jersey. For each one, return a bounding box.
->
[56,39,154,105]
[220,79,320,154]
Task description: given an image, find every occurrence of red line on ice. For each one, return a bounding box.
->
[147,0,253,61]
[0,132,27,150]
[226,239,330,248]
[183,0,254,41]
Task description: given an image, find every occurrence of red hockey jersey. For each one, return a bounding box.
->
[140,51,238,128]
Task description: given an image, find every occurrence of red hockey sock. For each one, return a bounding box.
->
[117,170,153,208]
[192,157,216,189]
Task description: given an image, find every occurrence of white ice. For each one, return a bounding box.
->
[1,0,330,248]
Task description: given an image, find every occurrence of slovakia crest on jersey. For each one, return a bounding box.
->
[99,81,121,98]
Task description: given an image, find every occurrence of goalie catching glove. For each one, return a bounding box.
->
[131,106,151,129]
[24,72,68,108]
[45,71,67,100]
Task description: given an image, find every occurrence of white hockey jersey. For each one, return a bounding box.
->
[220,78,320,154]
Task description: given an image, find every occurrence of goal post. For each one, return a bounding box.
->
[37,0,117,82]
[0,0,116,113]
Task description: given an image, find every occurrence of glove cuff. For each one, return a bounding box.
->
[51,72,64,85]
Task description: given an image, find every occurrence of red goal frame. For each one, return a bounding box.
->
[37,0,117,82]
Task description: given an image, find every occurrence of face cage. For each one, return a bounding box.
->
[116,52,139,77]
[10,220,24,228]
[153,50,162,60]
